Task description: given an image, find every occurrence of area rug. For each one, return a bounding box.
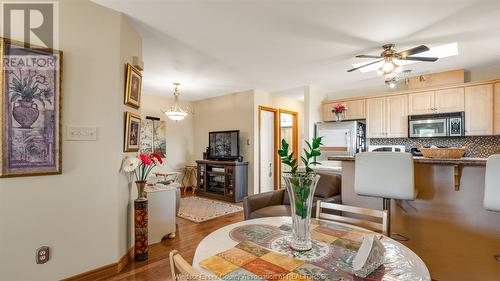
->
[178,196,243,223]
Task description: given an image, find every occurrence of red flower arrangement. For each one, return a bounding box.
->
[122,153,165,181]
[332,103,347,113]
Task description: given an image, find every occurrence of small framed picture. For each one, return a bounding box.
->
[124,64,142,109]
[124,112,141,152]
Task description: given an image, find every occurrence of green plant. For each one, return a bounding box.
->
[278,137,323,218]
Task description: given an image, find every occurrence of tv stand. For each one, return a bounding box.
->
[196,160,248,203]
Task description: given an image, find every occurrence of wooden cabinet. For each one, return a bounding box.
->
[386,95,408,137]
[196,160,248,202]
[323,99,365,121]
[366,97,386,138]
[494,83,500,135]
[408,91,434,115]
[366,95,408,138]
[435,88,465,113]
[343,99,366,120]
[465,84,493,136]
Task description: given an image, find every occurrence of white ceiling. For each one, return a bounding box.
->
[94,0,500,100]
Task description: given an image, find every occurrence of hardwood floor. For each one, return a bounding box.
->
[106,201,244,281]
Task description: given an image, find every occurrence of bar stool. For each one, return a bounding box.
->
[355,152,416,240]
[484,155,500,212]
[182,165,198,194]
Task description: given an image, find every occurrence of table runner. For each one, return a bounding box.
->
[199,219,426,281]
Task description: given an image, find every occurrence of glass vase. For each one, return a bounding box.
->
[283,173,320,251]
[335,112,343,122]
[135,180,147,200]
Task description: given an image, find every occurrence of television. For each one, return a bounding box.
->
[208,130,240,160]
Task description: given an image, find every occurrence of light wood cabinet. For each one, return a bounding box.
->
[408,91,434,115]
[366,97,386,138]
[494,83,500,135]
[343,99,366,120]
[322,99,366,122]
[386,95,408,137]
[435,88,465,113]
[465,84,493,136]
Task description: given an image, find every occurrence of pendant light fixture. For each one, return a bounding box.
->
[163,82,189,121]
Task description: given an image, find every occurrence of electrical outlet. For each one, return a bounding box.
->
[36,246,50,264]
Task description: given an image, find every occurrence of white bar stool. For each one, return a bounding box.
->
[354,152,416,240]
[484,155,500,212]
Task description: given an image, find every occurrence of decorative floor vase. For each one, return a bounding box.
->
[134,199,148,261]
[283,173,320,251]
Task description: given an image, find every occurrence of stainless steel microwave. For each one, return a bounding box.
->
[408,112,465,138]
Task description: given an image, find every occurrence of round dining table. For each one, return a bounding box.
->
[193,216,431,281]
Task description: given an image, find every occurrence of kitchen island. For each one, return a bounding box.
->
[330,155,500,281]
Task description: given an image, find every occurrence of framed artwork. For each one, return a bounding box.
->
[124,112,141,152]
[140,117,166,157]
[0,38,62,177]
[124,63,142,109]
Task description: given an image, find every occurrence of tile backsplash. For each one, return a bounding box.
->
[369,136,500,158]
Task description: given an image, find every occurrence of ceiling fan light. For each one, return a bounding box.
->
[382,61,394,72]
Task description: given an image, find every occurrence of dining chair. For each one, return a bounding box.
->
[316,200,389,236]
[484,155,500,212]
[169,250,201,281]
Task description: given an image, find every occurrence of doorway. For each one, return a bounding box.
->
[279,109,298,188]
[259,106,279,193]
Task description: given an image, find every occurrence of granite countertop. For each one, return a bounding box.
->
[328,156,487,166]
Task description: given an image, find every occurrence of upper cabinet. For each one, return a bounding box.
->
[435,88,465,113]
[366,95,408,138]
[465,84,493,136]
[408,91,434,115]
[343,99,366,120]
[323,99,366,122]
[494,83,500,135]
[386,95,408,137]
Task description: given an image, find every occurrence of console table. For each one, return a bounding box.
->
[196,160,248,202]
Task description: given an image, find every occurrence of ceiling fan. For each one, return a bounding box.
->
[347,43,439,73]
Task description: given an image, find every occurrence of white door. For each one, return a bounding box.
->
[260,110,276,193]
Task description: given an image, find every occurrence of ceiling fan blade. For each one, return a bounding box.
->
[400,56,438,62]
[398,45,430,58]
[355,55,382,59]
[347,59,384,72]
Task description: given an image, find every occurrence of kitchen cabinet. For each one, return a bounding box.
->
[367,95,408,138]
[366,97,386,138]
[435,88,465,113]
[408,91,434,115]
[465,84,493,136]
[323,99,366,122]
[494,83,500,135]
[343,99,366,120]
[386,95,408,137]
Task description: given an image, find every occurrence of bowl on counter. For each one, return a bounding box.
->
[416,144,469,159]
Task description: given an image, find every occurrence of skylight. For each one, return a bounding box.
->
[352,42,459,73]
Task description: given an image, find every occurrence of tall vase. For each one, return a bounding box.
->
[134,180,148,261]
[283,173,320,251]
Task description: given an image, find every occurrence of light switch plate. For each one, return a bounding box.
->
[66,126,97,141]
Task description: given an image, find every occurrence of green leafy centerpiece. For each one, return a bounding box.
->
[279,136,322,251]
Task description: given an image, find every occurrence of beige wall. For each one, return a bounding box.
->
[0,1,142,280]
[193,90,255,194]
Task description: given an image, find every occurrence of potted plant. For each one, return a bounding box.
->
[332,103,347,122]
[122,152,164,200]
[9,70,52,128]
[278,136,322,251]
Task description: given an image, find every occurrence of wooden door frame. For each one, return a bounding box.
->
[258,106,280,192]
[278,109,298,188]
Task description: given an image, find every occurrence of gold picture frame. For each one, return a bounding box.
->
[124,63,142,109]
[0,38,63,177]
[124,112,141,152]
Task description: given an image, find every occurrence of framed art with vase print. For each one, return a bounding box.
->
[124,112,141,152]
[124,63,142,109]
[0,38,62,177]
